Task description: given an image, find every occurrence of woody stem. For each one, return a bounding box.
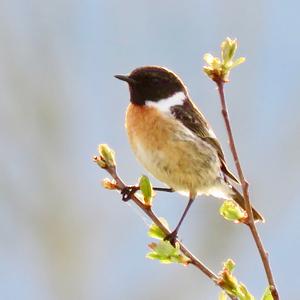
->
[216,80,279,300]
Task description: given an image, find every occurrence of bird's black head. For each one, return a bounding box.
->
[115,66,187,105]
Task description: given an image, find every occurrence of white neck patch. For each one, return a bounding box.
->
[145,91,186,112]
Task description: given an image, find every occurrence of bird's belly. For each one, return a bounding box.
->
[133,137,220,194]
[126,104,221,195]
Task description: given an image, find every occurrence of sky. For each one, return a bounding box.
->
[0,1,299,299]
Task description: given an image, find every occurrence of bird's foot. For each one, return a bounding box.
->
[164,230,178,247]
[121,185,139,201]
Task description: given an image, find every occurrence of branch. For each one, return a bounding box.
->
[215,80,279,300]
[95,157,237,300]
[203,37,279,300]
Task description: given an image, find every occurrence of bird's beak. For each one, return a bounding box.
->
[114,74,137,84]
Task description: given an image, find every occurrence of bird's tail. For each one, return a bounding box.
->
[231,186,264,222]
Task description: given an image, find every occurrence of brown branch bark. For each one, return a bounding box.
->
[100,163,237,300]
[216,80,279,300]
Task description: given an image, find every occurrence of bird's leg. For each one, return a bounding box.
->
[153,187,174,193]
[164,194,195,246]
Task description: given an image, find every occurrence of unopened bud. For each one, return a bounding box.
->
[102,178,117,190]
[98,144,116,167]
[93,155,107,169]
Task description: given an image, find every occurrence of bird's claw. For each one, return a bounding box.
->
[121,185,139,201]
[164,230,178,247]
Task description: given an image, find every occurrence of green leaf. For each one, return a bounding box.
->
[232,57,246,68]
[203,53,215,65]
[211,57,222,69]
[146,240,190,265]
[219,200,247,222]
[221,37,237,64]
[223,259,236,273]
[98,144,116,167]
[146,252,172,264]
[153,240,178,256]
[220,269,239,294]
[139,175,153,206]
[261,287,273,300]
[147,220,190,265]
[219,260,255,300]
[148,219,169,240]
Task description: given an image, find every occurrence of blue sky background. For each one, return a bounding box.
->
[0,1,299,299]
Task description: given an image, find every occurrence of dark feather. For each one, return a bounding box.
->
[231,186,264,222]
[170,98,239,183]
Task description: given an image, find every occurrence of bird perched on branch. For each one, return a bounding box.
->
[115,66,263,244]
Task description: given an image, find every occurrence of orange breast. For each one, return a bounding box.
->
[125,103,221,195]
[126,103,173,153]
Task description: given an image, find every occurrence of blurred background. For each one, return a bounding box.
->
[0,0,299,299]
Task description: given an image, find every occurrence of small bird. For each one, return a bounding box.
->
[115,66,263,244]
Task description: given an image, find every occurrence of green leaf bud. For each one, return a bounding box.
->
[219,200,247,223]
[139,175,153,206]
[148,219,169,240]
[98,144,116,168]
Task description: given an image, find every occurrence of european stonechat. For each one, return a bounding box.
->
[115,66,263,244]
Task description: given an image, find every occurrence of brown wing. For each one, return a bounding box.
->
[170,98,239,184]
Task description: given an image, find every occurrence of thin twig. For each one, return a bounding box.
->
[102,164,237,300]
[216,80,279,300]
